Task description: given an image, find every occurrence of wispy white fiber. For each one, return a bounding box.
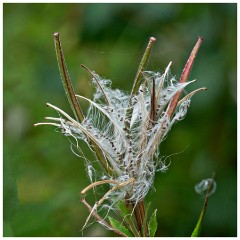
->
[36,63,199,205]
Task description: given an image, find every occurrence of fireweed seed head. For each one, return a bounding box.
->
[36,62,204,202]
[35,35,206,223]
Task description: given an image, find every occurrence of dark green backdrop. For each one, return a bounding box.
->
[3,3,237,237]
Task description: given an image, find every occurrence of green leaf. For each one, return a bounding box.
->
[148,209,158,237]
[117,200,130,216]
[130,37,156,98]
[191,210,204,237]
[109,217,133,237]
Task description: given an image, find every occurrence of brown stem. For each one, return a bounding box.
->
[133,202,143,235]
[53,32,85,122]
[80,198,127,237]
[125,198,148,237]
[139,200,149,237]
[202,172,216,215]
[53,33,114,177]
[150,77,156,123]
[134,200,149,237]
[80,64,111,105]
[124,199,141,237]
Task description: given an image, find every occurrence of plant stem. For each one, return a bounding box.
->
[166,37,203,118]
[80,198,127,237]
[130,37,156,99]
[123,38,156,237]
[134,200,149,236]
[191,173,215,237]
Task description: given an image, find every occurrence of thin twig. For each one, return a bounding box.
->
[80,198,127,237]
[177,87,207,106]
[81,64,111,105]
[202,173,216,215]
[81,178,134,236]
[81,179,122,195]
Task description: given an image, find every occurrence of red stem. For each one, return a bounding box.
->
[167,37,203,118]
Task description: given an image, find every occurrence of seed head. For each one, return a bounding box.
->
[35,35,206,226]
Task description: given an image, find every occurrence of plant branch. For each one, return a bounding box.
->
[80,198,127,237]
[81,179,120,195]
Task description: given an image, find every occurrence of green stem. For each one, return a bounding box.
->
[191,173,215,237]
[130,37,156,98]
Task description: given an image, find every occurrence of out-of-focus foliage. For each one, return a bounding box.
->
[3,3,236,237]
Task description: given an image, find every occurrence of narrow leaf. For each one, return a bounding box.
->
[109,217,133,237]
[117,200,131,216]
[191,210,204,237]
[148,209,158,237]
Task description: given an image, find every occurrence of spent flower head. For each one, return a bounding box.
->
[35,33,206,237]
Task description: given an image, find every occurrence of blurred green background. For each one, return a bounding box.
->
[3,3,237,237]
